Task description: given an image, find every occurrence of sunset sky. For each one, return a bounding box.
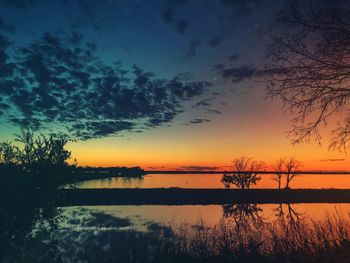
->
[0,0,347,171]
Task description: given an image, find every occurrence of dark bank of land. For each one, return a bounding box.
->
[57,188,350,206]
[68,166,147,182]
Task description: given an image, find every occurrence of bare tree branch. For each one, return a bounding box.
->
[266,1,350,150]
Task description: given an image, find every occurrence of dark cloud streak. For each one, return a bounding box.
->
[217,65,287,82]
[189,118,210,124]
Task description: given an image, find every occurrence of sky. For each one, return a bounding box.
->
[0,0,348,171]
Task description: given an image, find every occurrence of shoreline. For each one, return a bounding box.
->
[58,188,350,206]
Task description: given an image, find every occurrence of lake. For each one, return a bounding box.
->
[5,173,350,262]
[75,173,350,189]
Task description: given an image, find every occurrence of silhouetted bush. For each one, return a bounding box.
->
[0,131,71,262]
[0,131,73,197]
[221,157,264,189]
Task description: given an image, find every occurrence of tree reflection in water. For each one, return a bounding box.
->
[222,203,263,224]
[273,203,303,224]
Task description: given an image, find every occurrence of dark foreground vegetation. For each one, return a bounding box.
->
[0,131,147,262]
[0,131,145,198]
[93,212,350,263]
[0,131,71,261]
[0,131,73,207]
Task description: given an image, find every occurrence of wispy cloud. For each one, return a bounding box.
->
[189,118,211,124]
[319,159,346,162]
[178,165,220,171]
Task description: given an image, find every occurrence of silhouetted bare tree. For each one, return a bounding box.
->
[284,157,302,189]
[267,1,350,150]
[221,157,264,189]
[272,157,302,189]
[272,158,285,189]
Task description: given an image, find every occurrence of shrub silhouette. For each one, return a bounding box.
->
[0,131,70,262]
[0,131,73,195]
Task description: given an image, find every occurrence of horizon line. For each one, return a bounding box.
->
[144,170,350,174]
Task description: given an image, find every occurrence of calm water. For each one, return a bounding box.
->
[6,173,350,261]
[60,203,350,229]
[76,173,350,189]
[4,201,350,261]
[15,202,342,262]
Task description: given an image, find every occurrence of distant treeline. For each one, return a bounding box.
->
[69,166,147,182]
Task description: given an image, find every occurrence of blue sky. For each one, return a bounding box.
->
[0,0,279,139]
[0,0,347,169]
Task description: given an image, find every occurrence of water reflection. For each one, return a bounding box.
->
[273,203,303,223]
[222,203,263,224]
[76,173,350,189]
[58,204,350,262]
[0,202,61,262]
[2,203,350,262]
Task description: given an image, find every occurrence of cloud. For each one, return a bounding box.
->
[212,64,225,71]
[319,159,346,162]
[217,65,286,82]
[67,31,84,45]
[147,166,165,170]
[178,165,220,171]
[161,8,174,23]
[175,19,188,34]
[192,98,212,108]
[161,8,189,34]
[207,36,222,48]
[0,34,11,68]
[220,0,263,17]
[0,19,15,33]
[189,118,210,124]
[192,98,221,115]
[0,32,212,140]
[228,53,239,61]
[220,66,259,82]
[77,0,101,30]
[186,40,201,58]
[64,0,135,31]
[207,109,221,114]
